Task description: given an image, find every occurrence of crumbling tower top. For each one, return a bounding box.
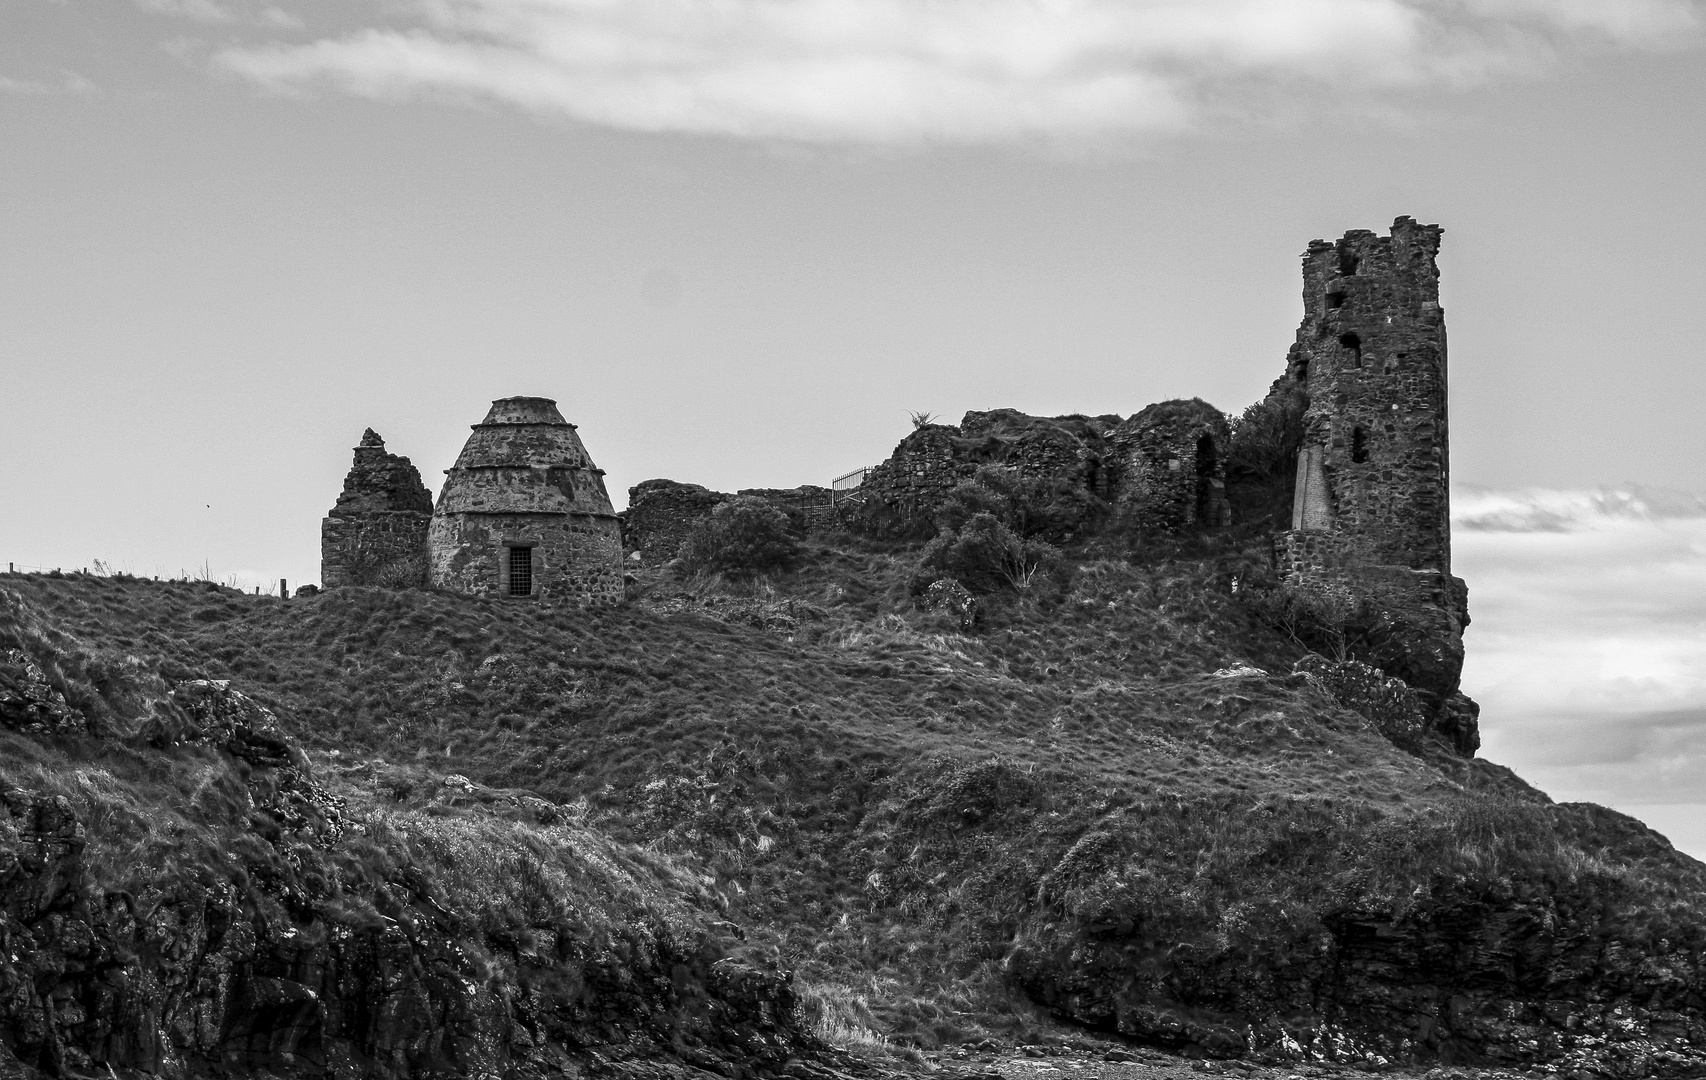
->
[1287,216,1450,575]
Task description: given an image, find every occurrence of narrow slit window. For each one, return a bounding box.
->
[1351,427,1369,464]
[1340,332,1362,369]
[508,546,533,596]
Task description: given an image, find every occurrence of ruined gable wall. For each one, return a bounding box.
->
[321,430,432,588]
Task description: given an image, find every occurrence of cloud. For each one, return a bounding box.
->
[136,0,302,29]
[208,0,1704,145]
[1455,486,1706,845]
[0,70,99,96]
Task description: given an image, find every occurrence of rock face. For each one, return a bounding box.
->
[427,398,624,603]
[0,649,86,736]
[321,430,433,589]
[0,677,806,1080]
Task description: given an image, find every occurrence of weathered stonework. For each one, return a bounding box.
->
[1283,216,1453,574]
[1270,217,1472,725]
[427,398,624,603]
[622,479,730,560]
[320,429,432,588]
[1107,399,1230,534]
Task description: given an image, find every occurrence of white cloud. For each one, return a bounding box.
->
[1455,485,1706,856]
[207,0,1704,144]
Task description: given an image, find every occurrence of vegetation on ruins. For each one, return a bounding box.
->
[676,495,802,578]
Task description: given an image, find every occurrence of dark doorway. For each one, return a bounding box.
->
[1351,428,1369,464]
[508,547,534,596]
[1194,435,1217,526]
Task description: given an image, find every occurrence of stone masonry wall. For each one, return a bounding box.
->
[623,480,730,560]
[1264,222,1474,747]
[856,425,969,538]
[1286,216,1451,573]
[428,512,624,603]
[321,429,432,588]
[1108,400,1230,534]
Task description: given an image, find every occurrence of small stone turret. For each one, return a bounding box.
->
[427,397,624,602]
[320,429,432,588]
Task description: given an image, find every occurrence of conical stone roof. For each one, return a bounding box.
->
[435,397,617,519]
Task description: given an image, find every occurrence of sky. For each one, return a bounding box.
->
[3,1,1705,853]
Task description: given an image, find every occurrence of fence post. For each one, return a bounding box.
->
[280,578,288,599]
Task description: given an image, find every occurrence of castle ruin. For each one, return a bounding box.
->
[320,218,1475,748]
[321,398,624,603]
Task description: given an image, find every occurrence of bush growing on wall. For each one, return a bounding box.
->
[1224,385,1308,529]
[675,496,799,578]
[936,466,1105,544]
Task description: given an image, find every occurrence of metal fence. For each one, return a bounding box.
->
[831,466,873,503]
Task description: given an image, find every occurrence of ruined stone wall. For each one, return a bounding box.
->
[1108,400,1230,534]
[321,429,432,588]
[623,480,730,560]
[856,425,970,538]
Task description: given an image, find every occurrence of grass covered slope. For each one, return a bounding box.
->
[4,535,1706,1076]
[0,585,807,1080]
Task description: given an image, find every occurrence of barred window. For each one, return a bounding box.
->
[508,547,533,596]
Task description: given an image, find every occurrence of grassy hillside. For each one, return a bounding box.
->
[4,530,1705,1076]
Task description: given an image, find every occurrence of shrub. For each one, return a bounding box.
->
[913,513,1060,596]
[676,496,799,578]
[936,466,1104,544]
[1242,578,1370,662]
[1224,385,1308,528]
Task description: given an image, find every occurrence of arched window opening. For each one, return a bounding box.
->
[1351,427,1369,464]
[1337,249,1360,277]
[1339,332,1362,369]
[508,546,534,596]
[1194,434,1217,526]
[1296,358,1309,384]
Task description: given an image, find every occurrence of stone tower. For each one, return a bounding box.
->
[321,429,433,588]
[427,397,624,602]
[1274,217,1473,744]
[1284,216,1451,574]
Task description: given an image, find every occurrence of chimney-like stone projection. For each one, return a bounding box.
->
[427,397,624,603]
[320,429,433,588]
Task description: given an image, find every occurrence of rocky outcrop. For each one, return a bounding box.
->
[0,650,86,736]
[1010,856,1706,1075]
[0,678,809,1080]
